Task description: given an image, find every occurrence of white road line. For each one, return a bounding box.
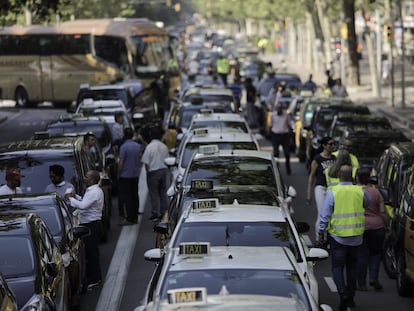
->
[95,219,142,311]
[324,276,338,292]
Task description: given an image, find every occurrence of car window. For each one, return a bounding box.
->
[190,121,248,133]
[34,208,62,238]
[160,269,310,307]
[0,237,35,278]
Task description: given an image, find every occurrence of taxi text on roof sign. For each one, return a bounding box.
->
[192,198,218,211]
[167,287,207,305]
[200,108,214,115]
[190,179,214,190]
[179,242,210,256]
[193,128,209,136]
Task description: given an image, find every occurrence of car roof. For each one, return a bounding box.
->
[191,112,245,122]
[0,213,33,236]
[182,202,286,223]
[192,149,273,161]
[186,129,257,143]
[0,136,83,153]
[168,246,294,272]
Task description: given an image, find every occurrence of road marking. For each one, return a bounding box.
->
[324,276,338,292]
[95,218,142,311]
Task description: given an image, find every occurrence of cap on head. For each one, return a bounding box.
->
[6,169,24,181]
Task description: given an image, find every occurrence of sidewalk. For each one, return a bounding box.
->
[261,52,414,139]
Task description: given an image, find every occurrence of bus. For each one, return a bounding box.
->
[0,18,181,107]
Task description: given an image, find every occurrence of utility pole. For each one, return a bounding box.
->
[385,0,395,107]
[375,2,382,97]
[398,0,406,108]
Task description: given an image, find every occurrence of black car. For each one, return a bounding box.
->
[0,213,70,310]
[304,99,371,167]
[329,114,409,168]
[0,193,90,309]
[0,136,112,242]
[0,272,17,311]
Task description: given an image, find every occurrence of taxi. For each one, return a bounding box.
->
[187,110,251,134]
[171,148,294,204]
[165,131,260,197]
[0,213,69,310]
[147,198,328,302]
[140,244,331,311]
[0,272,17,311]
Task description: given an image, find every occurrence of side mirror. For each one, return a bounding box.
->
[287,185,296,198]
[133,112,144,120]
[306,247,329,261]
[72,225,91,239]
[144,248,162,262]
[164,157,177,167]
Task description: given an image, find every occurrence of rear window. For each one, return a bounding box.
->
[0,237,35,278]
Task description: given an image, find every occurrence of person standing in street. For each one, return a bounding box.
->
[269,102,292,175]
[118,127,142,225]
[306,137,336,241]
[332,78,348,97]
[244,77,257,128]
[141,126,169,221]
[303,74,317,93]
[216,54,230,87]
[45,164,75,198]
[65,170,103,290]
[332,138,359,173]
[318,165,370,311]
[356,168,388,292]
[0,169,24,195]
[111,111,124,147]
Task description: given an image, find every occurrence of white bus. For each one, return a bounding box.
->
[0,18,181,107]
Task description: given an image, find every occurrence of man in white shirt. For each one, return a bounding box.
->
[65,170,103,290]
[0,169,24,195]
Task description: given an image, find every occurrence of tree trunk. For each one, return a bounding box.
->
[315,0,333,68]
[343,0,360,86]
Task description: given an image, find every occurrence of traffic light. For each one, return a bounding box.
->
[384,24,394,44]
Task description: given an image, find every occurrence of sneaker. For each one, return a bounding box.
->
[369,280,383,291]
[87,280,102,291]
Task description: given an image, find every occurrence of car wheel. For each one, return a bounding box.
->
[396,251,414,296]
[383,234,397,279]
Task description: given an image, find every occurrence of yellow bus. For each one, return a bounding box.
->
[0,18,181,107]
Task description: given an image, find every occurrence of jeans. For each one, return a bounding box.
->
[329,236,360,299]
[357,227,385,285]
[82,220,102,283]
[118,177,139,222]
[147,168,168,218]
[314,185,327,240]
[271,132,290,172]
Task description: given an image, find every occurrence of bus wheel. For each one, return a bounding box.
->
[15,87,29,108]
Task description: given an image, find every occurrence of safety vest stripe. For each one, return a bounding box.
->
[331,212,365,218]
[330,223,365,230]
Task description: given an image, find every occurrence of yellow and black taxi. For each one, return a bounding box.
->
[0,272,17,311]
[139,244,331,311]
[147,198,328,302]
[373,142,414,286]
[0,213,70,310]
[0,193,90,309]
[0,135,112,242]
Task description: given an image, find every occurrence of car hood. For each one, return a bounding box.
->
[7,275,36,309]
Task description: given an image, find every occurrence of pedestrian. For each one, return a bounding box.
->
[325,149,353,188]
[356,168,389,292]
[232,57,241,81]
[318,165,370,311]
[326,70,336,90]
[269,102,292,175]
[65,170,103,290]
[216,54,230,86]
[187,57,199,81]
[332,138,359,172]
[44,164,75,198]
[228,77,243,112]
[306,136,336,241]
[0,168,24,195]
[83,132,103,171]
[141,126,169,221]
[332,78,348,97]
[111,111,124,147]
[244,77,258,128]
[303,74,317,93]
[117,127,142,225]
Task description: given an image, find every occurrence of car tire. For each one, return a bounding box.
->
[396,251,414,297]
[383,234,397,279]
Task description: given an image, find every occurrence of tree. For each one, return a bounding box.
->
[344,0,360,85]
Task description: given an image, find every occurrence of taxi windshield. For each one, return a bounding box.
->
[0,237,35,278]
[160,269,310,308]
[185,157,277,188]
[190,120,248,133]
[172,222,296,249]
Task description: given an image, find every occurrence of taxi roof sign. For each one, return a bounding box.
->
[193,128,209,136]
[167,287,207,306]
[190,179,214,191]
[179,242,210,256]
[198,144,219,154]
[191,198,218,212]
[200,108,214,115]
